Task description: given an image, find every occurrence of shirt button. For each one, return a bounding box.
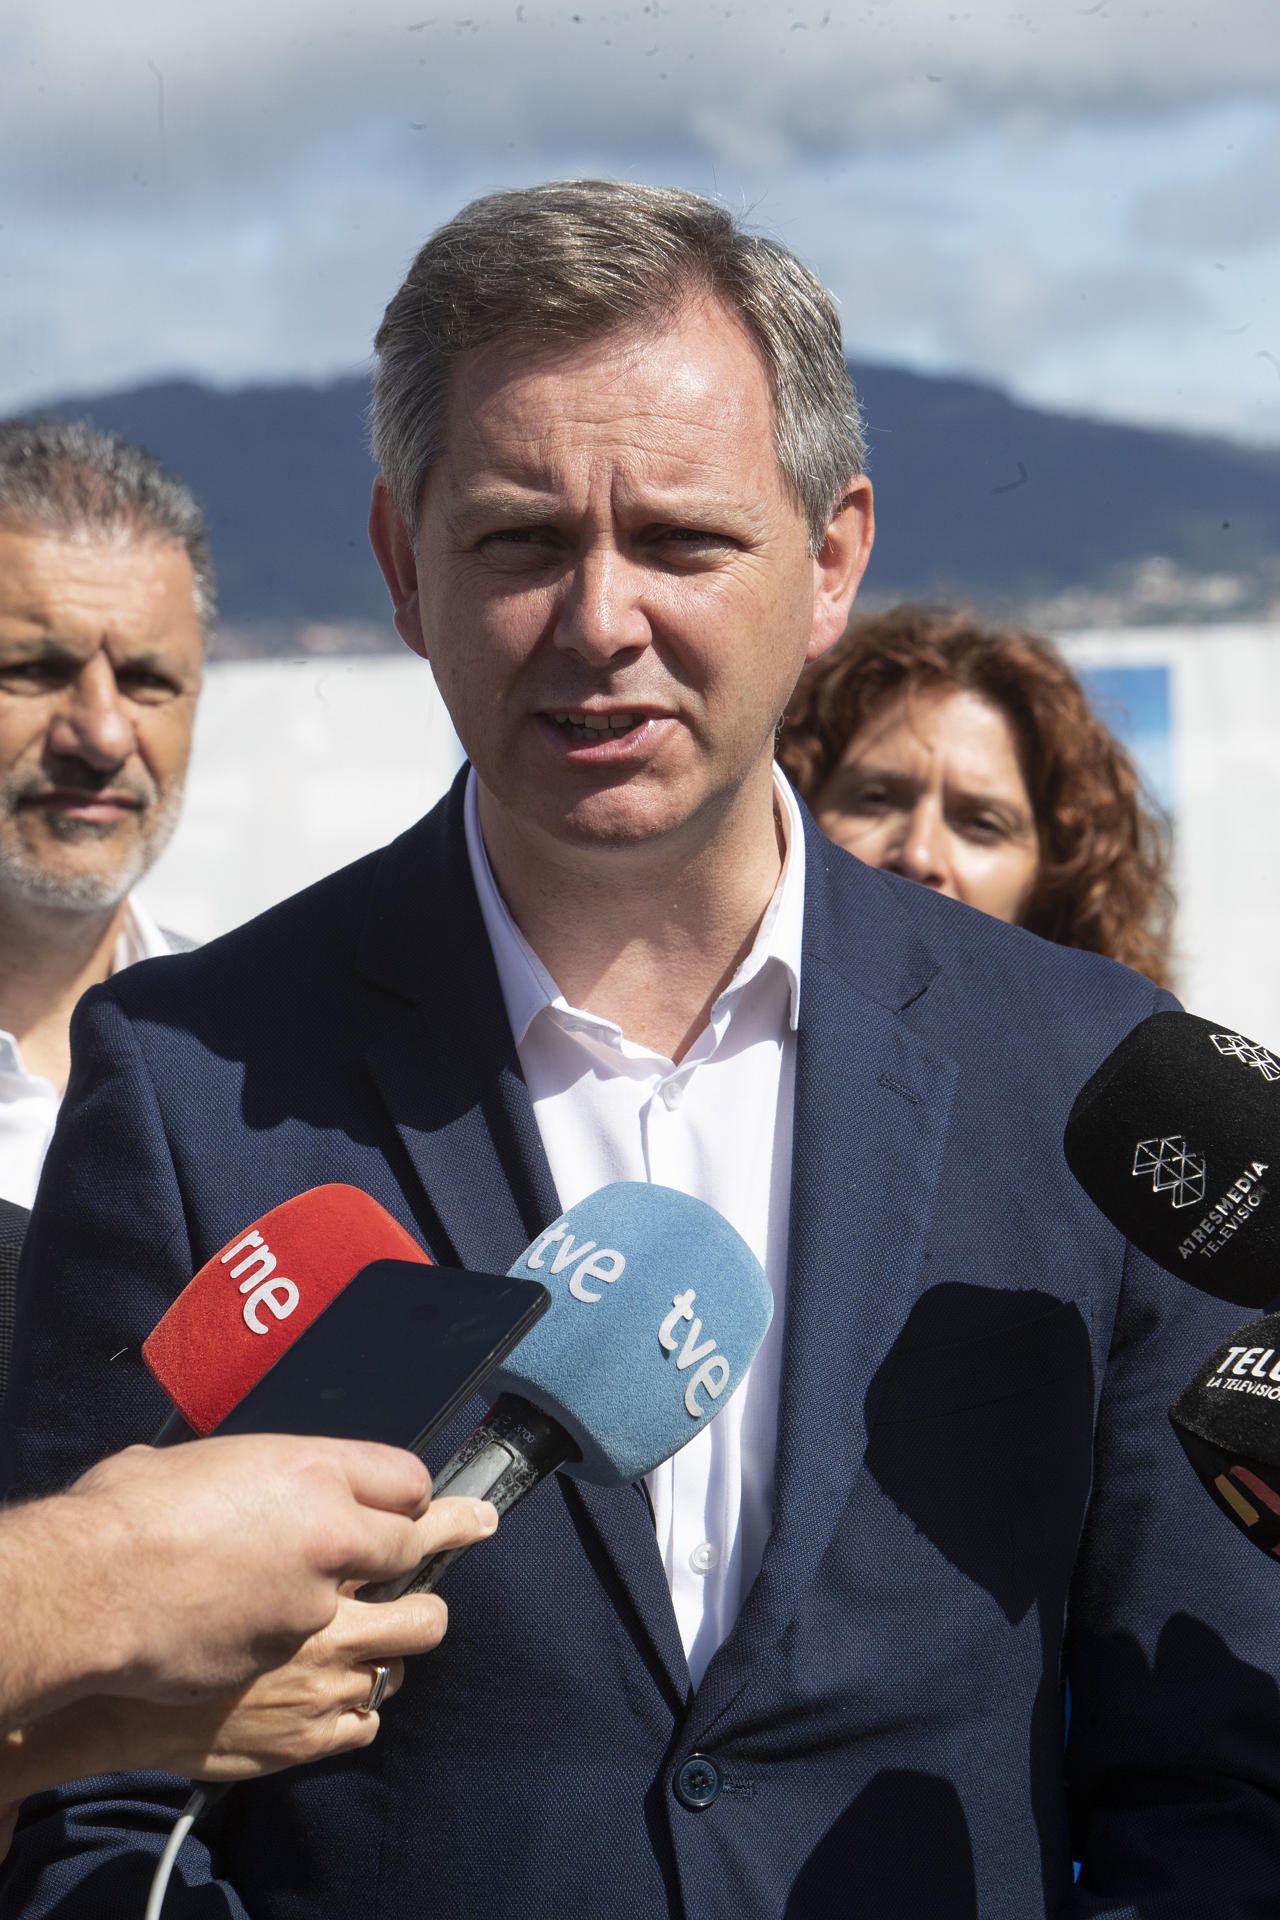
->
[689,1541,720,1575]
[674,1754,723,1810]
[661,1080,683,1109]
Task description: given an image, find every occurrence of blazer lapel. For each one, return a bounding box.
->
[356,772,559,1271]
[356,772,690,1706]
[689,818,959,1739]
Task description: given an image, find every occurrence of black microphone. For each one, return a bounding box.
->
[1169,1314,1280,1560]
[1063,1009,1279,1311]
[1064,1008,1280,1560]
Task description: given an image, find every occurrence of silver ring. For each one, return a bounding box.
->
[359,1661,391,1715]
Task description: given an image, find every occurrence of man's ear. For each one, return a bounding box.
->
[806,476,874,665]
[368,477,429,661]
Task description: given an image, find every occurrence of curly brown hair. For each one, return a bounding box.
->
[778,604,1174,987]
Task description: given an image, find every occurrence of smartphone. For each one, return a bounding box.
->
[210,1257,550,1457]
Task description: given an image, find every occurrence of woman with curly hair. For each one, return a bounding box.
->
[779,605,1174,987]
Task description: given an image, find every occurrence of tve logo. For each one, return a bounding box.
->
[220,1230,300,1334]
[658,1290,731,1417]
[524,1222,625,1300]
[521,1211,733,1418]
[496,1183,773,1484]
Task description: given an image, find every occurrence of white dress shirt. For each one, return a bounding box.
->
[464,768,804,1687]
[0,897,176,1210]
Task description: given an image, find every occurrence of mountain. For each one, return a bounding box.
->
[27,364,1280,638]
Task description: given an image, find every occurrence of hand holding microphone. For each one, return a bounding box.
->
[1,1181,518,1846]
[65,1179,763,1742]
[82,1174,769,1917]
[52,1433,495,1706]
[0,1433,497,1854]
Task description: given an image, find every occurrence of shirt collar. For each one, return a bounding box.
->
[0,895,171,1087]
[463,764,805,1051]
[112,895,173,971]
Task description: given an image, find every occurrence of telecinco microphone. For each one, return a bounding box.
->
[361,1181,773,1601]
[1170,1314,1280,1561]
[1063,1009,1280,1311]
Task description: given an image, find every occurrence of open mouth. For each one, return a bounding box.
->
[546,710,648,743]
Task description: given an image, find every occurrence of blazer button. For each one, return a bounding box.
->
[674,1754,722,1810]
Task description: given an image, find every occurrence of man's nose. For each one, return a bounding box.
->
[889,799,950,892]
[552,550,651,665]
[46,654,136,771]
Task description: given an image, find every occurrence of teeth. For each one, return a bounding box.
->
[550,712,643,738]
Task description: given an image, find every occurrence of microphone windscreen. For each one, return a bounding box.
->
[142,1186,429,1434]
[1064,1010,1280,1309]
[492,1182,773,1485]
[1170,1313,1280,1558]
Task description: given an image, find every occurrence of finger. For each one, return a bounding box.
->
[347,1657,405,1716]
[412,1495,499,1558]
[337,1495,496,1585]
[324,1592,451,1661]
[327,1440,434,1519]
[320,1710,387,1759]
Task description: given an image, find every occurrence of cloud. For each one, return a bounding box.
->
[3,0,1279,445]
[1135,122,1280,251]
[4,0,1280,209]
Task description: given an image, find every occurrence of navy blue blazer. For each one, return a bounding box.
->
[3,774,1279,1919]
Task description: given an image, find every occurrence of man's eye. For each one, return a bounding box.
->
[0,662,60,691]
[479,526,559,550]
[654,527,732,554]
[117,671,181,702]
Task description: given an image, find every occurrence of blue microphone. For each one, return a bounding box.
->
[360,1182,772,1600]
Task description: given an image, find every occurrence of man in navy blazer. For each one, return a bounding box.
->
[4,181,1280,1918]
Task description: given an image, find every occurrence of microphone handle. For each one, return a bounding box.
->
[357,1392,579,1602]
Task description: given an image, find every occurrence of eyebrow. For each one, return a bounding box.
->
[450,485,561,523]
[830,762,1033,819]
[0,634,82,661]
[448,479,750,531]
[0,635,192,680]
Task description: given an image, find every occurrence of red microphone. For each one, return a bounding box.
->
[142,1185,430,1436]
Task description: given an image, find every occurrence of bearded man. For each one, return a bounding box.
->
[0,416,205,1211]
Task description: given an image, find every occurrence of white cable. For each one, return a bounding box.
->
[144,1786,207,1920]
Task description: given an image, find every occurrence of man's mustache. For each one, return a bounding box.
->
[8,764,157,812]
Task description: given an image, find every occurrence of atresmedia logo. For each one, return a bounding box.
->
[1132,1136,1207,1210]
[1211,1032,1280,1082]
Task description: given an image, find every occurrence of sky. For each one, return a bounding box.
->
[4,0,1279,444]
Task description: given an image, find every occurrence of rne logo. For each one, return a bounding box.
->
[220,1231,300,1334]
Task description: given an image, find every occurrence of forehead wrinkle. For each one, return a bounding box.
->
[446,436,775,540]
[437,302,780,503]
[457,389,759,481]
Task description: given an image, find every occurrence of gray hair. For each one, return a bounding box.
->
[0,415,215,632]
[372,179,865,556]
